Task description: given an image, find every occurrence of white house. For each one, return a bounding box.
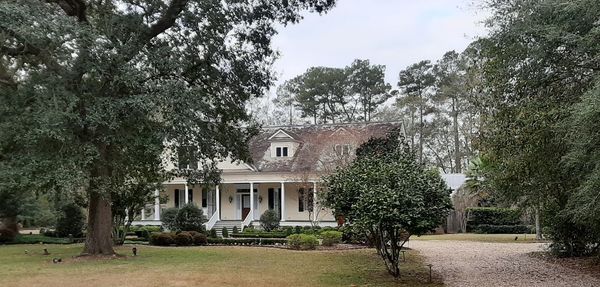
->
[132,122,404,231]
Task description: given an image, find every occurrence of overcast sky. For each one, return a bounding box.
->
[271,0,490,88]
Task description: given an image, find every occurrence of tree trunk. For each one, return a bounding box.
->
[83,192,115,255]
[452,98,461,173]
[535,206,542,240]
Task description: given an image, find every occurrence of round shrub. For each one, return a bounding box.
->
[150,232,174,246]
[174,204,206,232]
[188,231,208,245]
[287,234,318,250]
[221,227,229,238]
[161,208,179,231]
[232,226,239,234]
[294,225,302,234]
[260,210,280,232]
[321,231,342,246]
[174,232,193,246]
[209,228,217,238]
[56,203,85,238]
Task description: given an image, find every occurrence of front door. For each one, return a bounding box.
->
[241,194,251,220]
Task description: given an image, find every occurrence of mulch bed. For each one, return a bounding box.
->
[530,251,600,279]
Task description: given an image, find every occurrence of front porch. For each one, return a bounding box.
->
[132,181,337,230]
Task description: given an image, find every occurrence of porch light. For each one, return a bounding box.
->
[228,195,233,203]
[258,195,263,203]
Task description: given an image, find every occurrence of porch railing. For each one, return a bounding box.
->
[206,211,219,230]
[241,212,253,232]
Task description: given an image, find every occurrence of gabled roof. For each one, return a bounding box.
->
[248,122,403,173]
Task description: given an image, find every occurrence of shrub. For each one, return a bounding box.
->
[209,229,217,238]
[232,226,239,234]
[189,231,208,245]
[161,208,179,231]
[56,203,85,238]
[221,227,229,238]
[473,224,532,234]
[149,232,174,246]
[174,232,193,246]
[174,204,206,232]
[294,225,302,234]
[260,210,280,232]
[287,234,318,250]
[321,231,342,246]
[284,226,294,236]
[230,232,287,238]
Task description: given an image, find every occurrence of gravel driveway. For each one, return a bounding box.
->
[410,240,600,287]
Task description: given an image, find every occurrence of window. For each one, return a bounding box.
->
[202,188,208,208]
[268,188,275,210]
[174,189,193,208]
[298,188,314,212]
[334,144,351,156]
[275,146,289,157]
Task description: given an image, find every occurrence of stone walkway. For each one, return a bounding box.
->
[410,240,600,287]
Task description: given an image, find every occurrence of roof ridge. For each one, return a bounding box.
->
[262,120,404,129]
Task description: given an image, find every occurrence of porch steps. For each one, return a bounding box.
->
[212,220,242,237]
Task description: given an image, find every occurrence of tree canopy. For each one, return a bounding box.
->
[0,0,336,255]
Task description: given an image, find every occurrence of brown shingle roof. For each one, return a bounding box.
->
[248,122,403,173]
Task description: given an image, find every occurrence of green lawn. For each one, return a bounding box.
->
[412,233,545,243]
[0,244,442,287]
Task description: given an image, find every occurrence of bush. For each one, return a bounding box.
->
[232,226,239,234]
[174,232,193,246]
[321,231,342,246]
[209,228,217,238]
[221,227,229,238]
[287,234,318,250]
[55,203,85,238]
[466,207,521,226]
[189,231,208,245]
[174,204,206,232]
[473,224,533,234]
[260,210,280,232]
[161,208,179,231]
[294,225,302,234]
[150,232,174,246]
[338,225,367,244]
[284,226,294,236]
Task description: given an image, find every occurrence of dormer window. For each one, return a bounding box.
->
[334,144,351,156]
[276,147,289,157]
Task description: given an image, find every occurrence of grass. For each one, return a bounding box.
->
[0,244,443,287]
[412,233,545,243]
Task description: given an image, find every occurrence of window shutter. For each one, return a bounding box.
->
[276,147,281,157]
[298,188,304,212]
[283,147,288,157]
[189,189,193,204]
[174,189,180,208]
[268,188,274,210]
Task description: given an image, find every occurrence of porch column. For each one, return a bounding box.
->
[184,183,189,204]
[249,182,255,221]
[216,184,221,220]
[154,189,160,220]
[124,208,129,222]
[141,208,146,220]
[280,182,286,222]
[313,181,317,222]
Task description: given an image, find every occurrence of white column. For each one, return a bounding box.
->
[249,182,255,221]
[280,182,286,222]
[184,183,189,204]
[216,184,221,220]
[141,208,145,220]
[124,208,129,222]
[154,189,160,220]
[313,181,317,222]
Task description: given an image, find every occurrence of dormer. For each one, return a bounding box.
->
[268,129,300,158]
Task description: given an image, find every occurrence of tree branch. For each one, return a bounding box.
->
[142,0,189,43]
[45,0,88,23]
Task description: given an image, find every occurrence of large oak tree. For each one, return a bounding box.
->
[0,0,335,255]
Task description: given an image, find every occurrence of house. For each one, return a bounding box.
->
[132,122,404,231]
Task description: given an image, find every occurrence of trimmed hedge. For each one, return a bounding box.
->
[466,207,521,226]
[473,224,532,234]
[231,232,287,239]
[207,238,287,245]
[174,232,193,246]
[287,234,318,250]
[189,231,208,245]
[150,232,175,246]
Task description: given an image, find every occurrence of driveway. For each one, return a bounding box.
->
[410,240,600,287]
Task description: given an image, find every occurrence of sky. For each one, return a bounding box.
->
[271,0,490,88]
